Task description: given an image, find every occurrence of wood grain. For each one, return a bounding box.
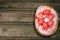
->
[0,2,59,11]
[0,0,60,3]
[0,11,33,23]
[0,0,59,40]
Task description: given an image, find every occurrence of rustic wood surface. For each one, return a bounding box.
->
[0,0,59,40]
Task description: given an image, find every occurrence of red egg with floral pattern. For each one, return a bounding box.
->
[35,5,58,36]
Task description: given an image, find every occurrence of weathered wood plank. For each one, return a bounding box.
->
[0,37,54,40]
[0,0,59,3]
[0,11,33,23]
[0,37,55,40]
[0,2,59,11]
[0,25,39,37]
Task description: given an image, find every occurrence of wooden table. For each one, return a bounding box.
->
[0,0,60,40]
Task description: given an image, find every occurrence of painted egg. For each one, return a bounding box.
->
[35,5,58,36]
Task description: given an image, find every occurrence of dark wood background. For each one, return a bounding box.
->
[0,0,60,40]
